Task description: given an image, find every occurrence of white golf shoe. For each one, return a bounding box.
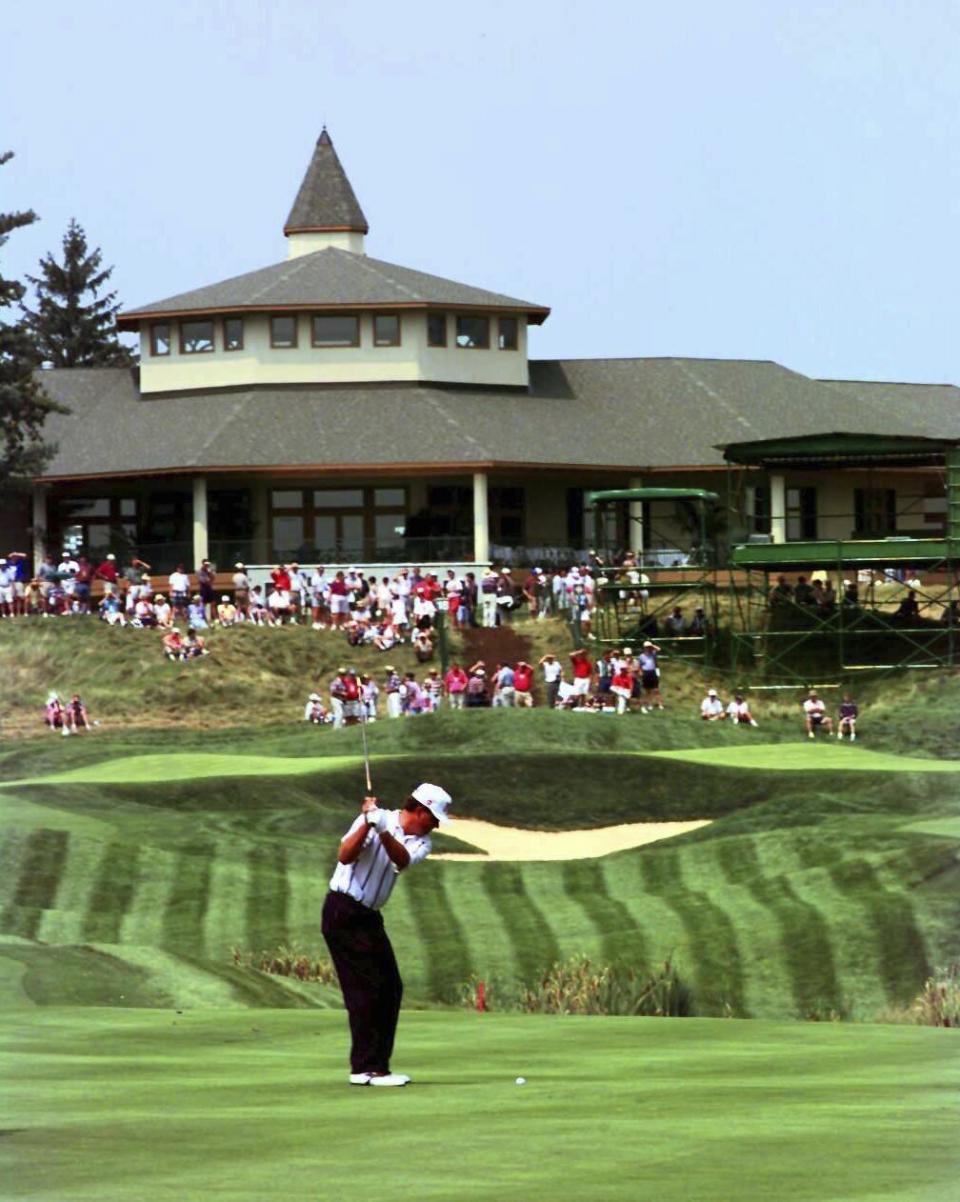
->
[349,1071,410,1087]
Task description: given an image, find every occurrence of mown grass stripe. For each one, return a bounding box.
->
[119,847,179,947]
[714,835,843,1018]
[481,862,561,984]
[602,858,687,970]
[444,864,516,988]
[0,831,30,932]
[403,862,472,1000]
[560,861,650,973]
[638,847,747,1016]
[522,861,606,964]
[203,841,251,960]
[161,842,214,959]
[827,856,931,1005]
[82,841,142,944]
[246,845,289,953]
[285,845,329,950]
[37,835,108,945]
[2,829,70,940]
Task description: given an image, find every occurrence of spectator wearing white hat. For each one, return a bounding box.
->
[304,692,327,724]
[322,783,453,1086]
[700,689,725,721]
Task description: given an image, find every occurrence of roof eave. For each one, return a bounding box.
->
[116,301,551,331]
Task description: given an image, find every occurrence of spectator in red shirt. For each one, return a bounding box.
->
[94,553,119,588]
[514,660,534,707]
[568,648,593,702]
[329,571,350,629]
[74,556,94,613]
[271,563,292,593]
[444,662,469,709]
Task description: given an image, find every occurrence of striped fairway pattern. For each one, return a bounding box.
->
[1,738,957,1019]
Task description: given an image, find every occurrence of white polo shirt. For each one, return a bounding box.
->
[329,812,432,910]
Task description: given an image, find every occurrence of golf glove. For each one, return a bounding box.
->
[365,808,390,833]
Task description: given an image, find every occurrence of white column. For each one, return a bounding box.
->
[32,484,49,574]
[628,475,644,557]
[192,475,209,566]
[472,471,489,564]
[770,473,787,544]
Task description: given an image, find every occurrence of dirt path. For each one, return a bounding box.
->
[434,817,712,861]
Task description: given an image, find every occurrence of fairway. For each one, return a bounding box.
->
[648,742,960,773]
[3,1008,957,1202]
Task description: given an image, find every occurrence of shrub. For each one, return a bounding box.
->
[232,946,337,985]
[461,954,693,1017]
[911,964,960,1028]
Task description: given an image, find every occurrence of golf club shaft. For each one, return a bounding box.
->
[360,704,372,792]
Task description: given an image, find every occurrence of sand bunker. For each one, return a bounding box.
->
[433,817,712,862]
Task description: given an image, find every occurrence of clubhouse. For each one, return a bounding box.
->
[17,131,960,574]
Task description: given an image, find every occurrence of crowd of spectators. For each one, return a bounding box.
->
[302,642,676,726]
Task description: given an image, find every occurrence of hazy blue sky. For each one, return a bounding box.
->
[5,1,960,382]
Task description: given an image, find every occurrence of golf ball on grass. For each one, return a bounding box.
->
[515,1077,526,1086]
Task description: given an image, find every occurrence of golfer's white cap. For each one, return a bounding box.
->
[412,783,453,824]
[708,688,717,696]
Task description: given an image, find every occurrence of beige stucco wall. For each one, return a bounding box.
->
[138,312,529,393]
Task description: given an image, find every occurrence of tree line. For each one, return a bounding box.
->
[1,149,134,492]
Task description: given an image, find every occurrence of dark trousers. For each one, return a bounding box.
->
[321,891,403,1074]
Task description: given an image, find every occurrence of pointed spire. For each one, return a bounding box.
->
[284,128,369,235]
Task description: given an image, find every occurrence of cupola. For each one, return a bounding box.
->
[283,128,369,258]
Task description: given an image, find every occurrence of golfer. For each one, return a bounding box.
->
[322,782,453,1087]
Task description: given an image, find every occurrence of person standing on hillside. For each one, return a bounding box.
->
[323,783,453,1086]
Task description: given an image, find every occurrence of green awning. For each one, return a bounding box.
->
[586,488,720,506]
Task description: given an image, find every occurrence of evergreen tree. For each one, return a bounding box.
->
[0,151,64,491]
[21,217,135,368]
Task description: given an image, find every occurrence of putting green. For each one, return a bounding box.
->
[3,1009,956,1202]
[649,742,960,773]
[5,740,959,791]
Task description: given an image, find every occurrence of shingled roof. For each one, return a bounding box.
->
[284,128,368,234]
[33,358,960,481]
[116,247,550,326]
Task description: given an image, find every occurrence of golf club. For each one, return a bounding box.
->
[359,696,373,793]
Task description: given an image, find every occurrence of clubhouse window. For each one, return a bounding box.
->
[427,313,447,347]
[180,320,215,354]
[270,315,298,348]
[786,487,818,540]
[223,317,244,351]
[373,314,400,347]
[312,314,359,348]
[498,316,519,351]
[455,315,490,349]
[150,323,170,356]
[269,486,407,558]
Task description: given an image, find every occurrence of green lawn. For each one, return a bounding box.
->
[3,1008,957,1202]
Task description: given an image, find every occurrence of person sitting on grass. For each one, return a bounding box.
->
[700,688,725,721]
[163,627,185,661]
[726,693,759,727]
[134,595,157,628]
[217,595,238,627]
[187,594,208,629]
[373,620,396,652]
[247,585,270,626]
[268,585,293,625]
[803,690,833,739]
[184,628,208,659]
[304,691,329,724]
[837,692,858,741]
[66,694,91,734]
[153,593,173,629]
[412,626,434,663]
[99,586,127,627]
[44,691,65,732]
